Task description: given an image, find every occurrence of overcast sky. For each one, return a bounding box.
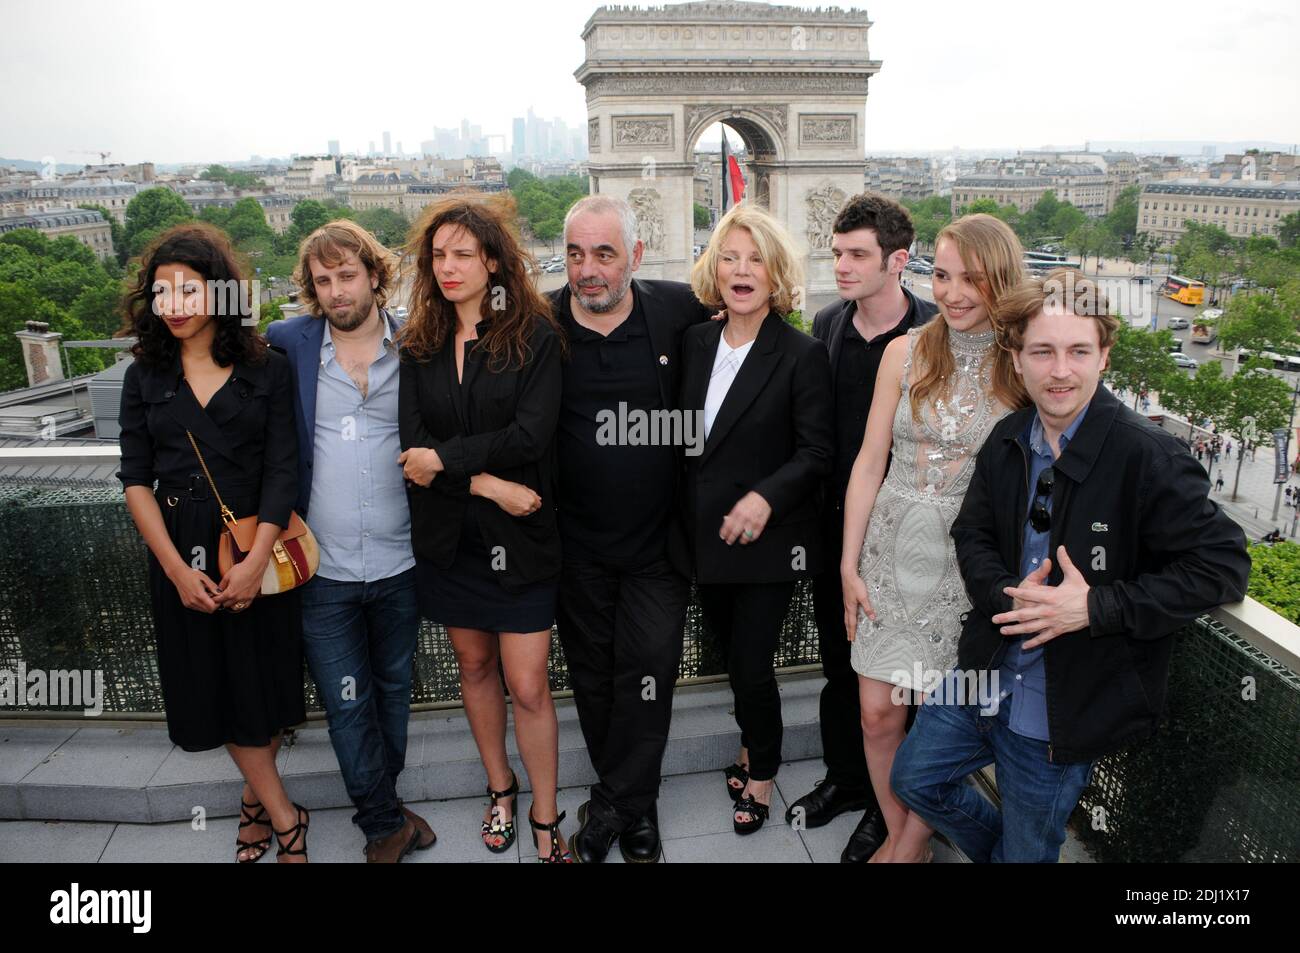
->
[3,0,1297,165]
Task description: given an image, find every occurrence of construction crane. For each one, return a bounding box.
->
[74,150,112,164]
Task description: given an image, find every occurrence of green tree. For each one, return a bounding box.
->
[224,198,275,245]
[694,202,711,229]
[1279,211,1300,249]
[353,208,411,248]
[201,164,266,190]
[1104,324,1179,409]
[290,200,333,238]
[1213,359,1293,500]
[903,195,952,252]
[1159,360,1229,438]
[1103,185,1140,247]
[1219,290,1300,356]
[1049,204,1086,243]
[123,187,194,259]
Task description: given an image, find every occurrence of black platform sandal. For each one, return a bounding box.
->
[529,808,573,863]
[273,803,310,862]
[724,762,749,803]
[733,793,770,835]
[481,771,519,854]
[236,797,272,863]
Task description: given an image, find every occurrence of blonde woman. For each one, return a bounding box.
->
[841,214,1030,862]
[674,204,834,835]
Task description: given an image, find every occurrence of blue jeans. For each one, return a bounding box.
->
[890,696,1093,863]
[300,569,419,842]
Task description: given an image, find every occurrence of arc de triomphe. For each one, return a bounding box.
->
[576,1,881,294]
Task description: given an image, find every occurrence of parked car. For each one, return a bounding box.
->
[543,262,566,274]
[906,259,934,275]
[1171,352,1199,370]
[1167,316,1189,330]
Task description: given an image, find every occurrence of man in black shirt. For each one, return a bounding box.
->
[789,193,937,861]
[548,195,713,862]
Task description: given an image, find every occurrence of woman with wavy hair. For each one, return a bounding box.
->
[841,213,1029,862]
[396,192,572,861]
[116,223,310,862]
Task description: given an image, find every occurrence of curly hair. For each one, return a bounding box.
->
[292,218,396,316]
[398,191,559,370]
[119,222,267,368]
[832,192,916,261]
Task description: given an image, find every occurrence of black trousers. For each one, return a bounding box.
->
[556,555,688,832]
[813,509,872,790]
[696,580,797,781]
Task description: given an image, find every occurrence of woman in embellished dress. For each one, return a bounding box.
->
[841,214,1029,862]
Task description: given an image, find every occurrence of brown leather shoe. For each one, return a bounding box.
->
[364,817,420,864]
[401,805,437,850]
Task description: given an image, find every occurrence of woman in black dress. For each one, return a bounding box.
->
[117,223,309,862]
[398,194,570,861]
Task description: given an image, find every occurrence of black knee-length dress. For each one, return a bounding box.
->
[117,348,305,752]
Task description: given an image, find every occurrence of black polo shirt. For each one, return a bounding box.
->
[831,297,923,501]
[557,295,677,569]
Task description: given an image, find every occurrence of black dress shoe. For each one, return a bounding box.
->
[840,807,887,863]
[618,804,661,863]
[784,779,873,829]
[571,801,618,864]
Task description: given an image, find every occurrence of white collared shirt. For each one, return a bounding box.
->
[703,334,756,439]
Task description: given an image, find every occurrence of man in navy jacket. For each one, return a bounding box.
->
[266,220,435,863]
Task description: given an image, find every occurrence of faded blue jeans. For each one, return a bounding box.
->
[300,569,419,842]
[890,693,1094,863]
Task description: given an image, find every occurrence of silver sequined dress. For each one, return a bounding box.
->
[849,325,1010,689]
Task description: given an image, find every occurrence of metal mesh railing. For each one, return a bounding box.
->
[5,477,1297,862]
[0,477,820,713]
[1073,616,1300,863]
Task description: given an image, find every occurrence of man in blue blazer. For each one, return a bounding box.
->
[266,220,435,863]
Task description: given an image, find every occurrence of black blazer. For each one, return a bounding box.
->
[951,384,1251,762]
[674,311,834,585]
[116,348,299,530]
[398,318,562,589]
[546,277,714,412]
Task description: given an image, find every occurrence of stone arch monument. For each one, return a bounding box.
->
[577,1,881,293]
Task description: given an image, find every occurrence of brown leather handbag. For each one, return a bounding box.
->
[186,430,319,598]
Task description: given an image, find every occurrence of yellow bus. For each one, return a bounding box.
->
[1161,275,1206,306]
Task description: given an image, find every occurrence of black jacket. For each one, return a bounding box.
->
[398,319,562,589]
[117,349,299,530]
[546,278,714,413]
[810,286,937,382]
[673,311,834,584]
[951,384,1251,763]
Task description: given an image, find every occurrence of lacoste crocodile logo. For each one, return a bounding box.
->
[1092,522,1109,532]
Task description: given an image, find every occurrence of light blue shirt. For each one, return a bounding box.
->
[995,403,1090,742]
[307,311,414,582]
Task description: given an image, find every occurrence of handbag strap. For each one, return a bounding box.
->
[185,429,240,528]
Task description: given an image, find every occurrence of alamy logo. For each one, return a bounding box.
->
[49,883,151,933]
[0,662,104,716]
[595,402,705,457]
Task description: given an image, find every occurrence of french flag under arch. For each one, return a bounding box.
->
[727,154,746,204]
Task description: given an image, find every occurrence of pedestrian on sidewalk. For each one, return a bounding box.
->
[1225,441,1232,460]
[1215,474,1224,492]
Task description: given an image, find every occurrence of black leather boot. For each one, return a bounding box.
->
[571,801,618,864]
[618,803,661,863]
[840,807,887,863]
[785,779,873,829]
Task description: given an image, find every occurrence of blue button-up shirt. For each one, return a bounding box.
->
[996,402,1090,741]
[307,311,414,582]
